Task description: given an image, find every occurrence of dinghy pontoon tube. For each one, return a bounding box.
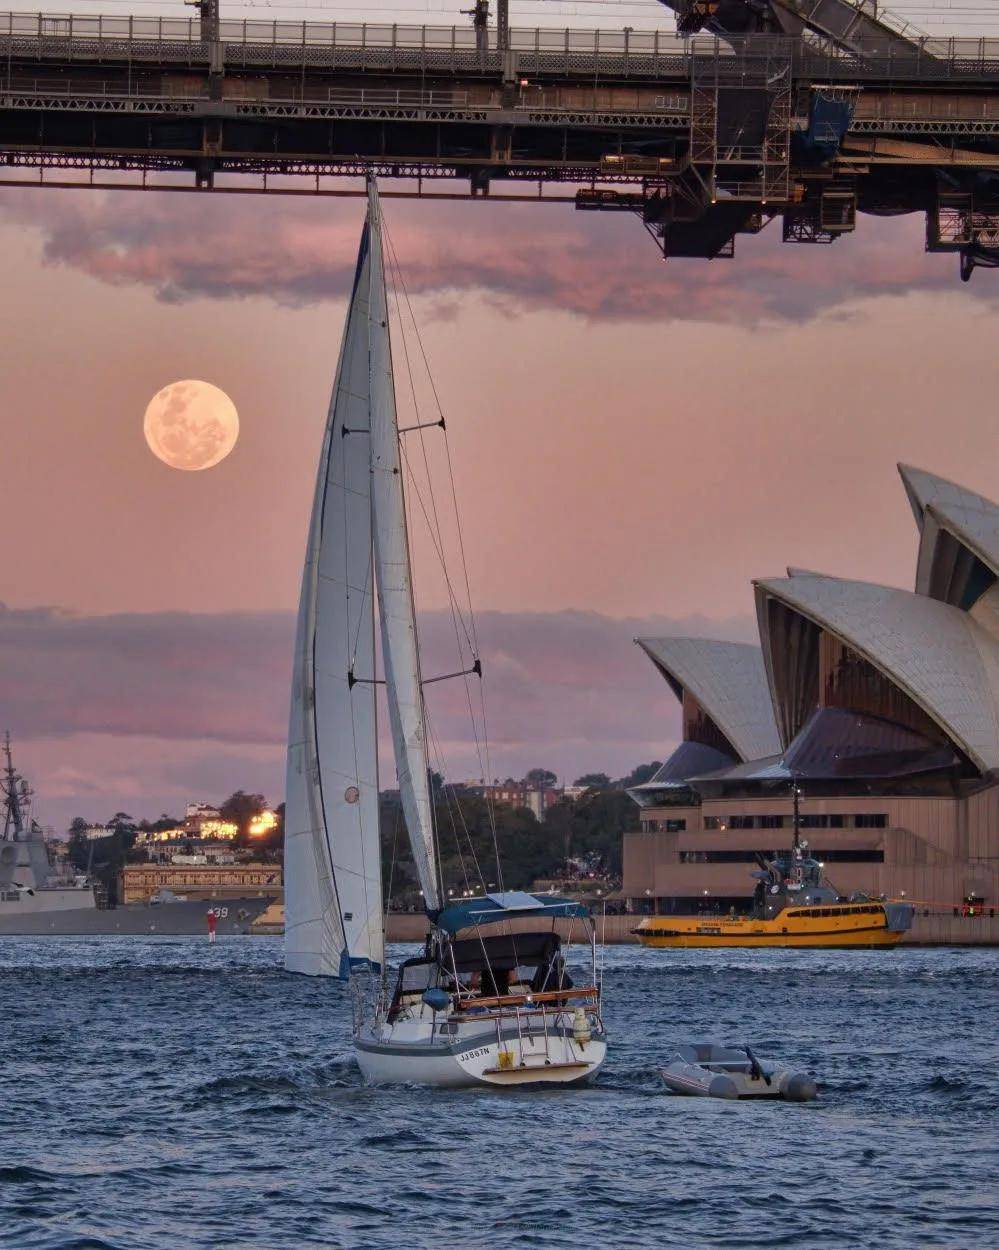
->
[661,1043,817,1101]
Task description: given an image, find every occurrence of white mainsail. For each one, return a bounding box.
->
[366,183,442,913]
[284,219,384,978]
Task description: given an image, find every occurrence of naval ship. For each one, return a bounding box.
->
[0,736,276,936]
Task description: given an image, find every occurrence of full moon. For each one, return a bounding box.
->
[143,380,239,471]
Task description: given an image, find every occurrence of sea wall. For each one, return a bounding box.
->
[383,911,999,946]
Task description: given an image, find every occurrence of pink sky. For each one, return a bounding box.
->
[1,186,997,826]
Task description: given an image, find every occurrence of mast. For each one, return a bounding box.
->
[284,210,384,979]
[2,733,26,842]
[366,180,442,914]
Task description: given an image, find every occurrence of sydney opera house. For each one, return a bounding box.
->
[622,465,999,942]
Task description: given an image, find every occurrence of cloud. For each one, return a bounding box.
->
[4,602,756,825]
[0,604,290,747]
[0,186,982,323]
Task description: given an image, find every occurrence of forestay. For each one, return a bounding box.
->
[284,218,384,978]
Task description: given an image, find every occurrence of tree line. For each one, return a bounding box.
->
[380,762,662,909]
[63,763,661,907]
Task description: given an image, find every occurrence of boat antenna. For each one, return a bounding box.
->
[791,774,802,854]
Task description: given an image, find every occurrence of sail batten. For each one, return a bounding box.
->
[284,219,385,979]
[366,184,442,914]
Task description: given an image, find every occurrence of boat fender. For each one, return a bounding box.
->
[572,1007,591,1045]
[422,988,451,1013]
[780,1072,818,1102]
[707,1075,740,1100]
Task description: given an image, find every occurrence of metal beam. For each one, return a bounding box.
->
[1,10,998,282]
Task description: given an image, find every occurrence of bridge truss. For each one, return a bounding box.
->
[1,9,999,277]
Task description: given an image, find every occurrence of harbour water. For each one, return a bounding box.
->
[1,938,996,1250]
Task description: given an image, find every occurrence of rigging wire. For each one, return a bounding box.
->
[382,219,504,890]
[384,267,486,782]
[382,212,507,894]
[379,215,483,909]
[424,707,486,892]
[384,796,402,915]
[382,229,499,894]
[389,317,505,893]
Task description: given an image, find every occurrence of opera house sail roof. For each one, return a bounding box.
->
[632,466,998,811]
[754,571,999,777]
[898,465,999,622]
[632,638,781,803]
[636,638,781,764]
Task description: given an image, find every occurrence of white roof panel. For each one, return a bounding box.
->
[636,637,781,763]
[755,573,999,774]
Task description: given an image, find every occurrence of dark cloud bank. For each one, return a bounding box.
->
[2,603,756,821]
[0,187,982,323]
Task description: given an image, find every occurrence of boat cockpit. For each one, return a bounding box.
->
[387,931,574,1022]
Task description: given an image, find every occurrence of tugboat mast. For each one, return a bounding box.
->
[791,776,802,854]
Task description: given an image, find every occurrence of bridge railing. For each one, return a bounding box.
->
[0,11,698,51]
[0,74,480,110]
[1,12,999,80]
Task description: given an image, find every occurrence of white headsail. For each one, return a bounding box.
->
[366,183,442,913]
[284,218,384,978]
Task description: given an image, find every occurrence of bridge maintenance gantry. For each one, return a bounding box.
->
[1,1,998,279]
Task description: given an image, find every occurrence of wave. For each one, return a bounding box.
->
[0,1165,57,1185]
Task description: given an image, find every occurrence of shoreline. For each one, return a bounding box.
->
[382,911,999,947]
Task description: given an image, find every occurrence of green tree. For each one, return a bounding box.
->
[219,791,267,843]
[74,814,138,905]
[524,768,557,788]
[616,761,662,789]
[574,772,611,789]
[247,802,284,862]
[140,813,180,833]
[66,816,91,874]
[541,789,635,876]
[380,788,564,907]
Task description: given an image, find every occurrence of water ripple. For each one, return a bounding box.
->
[0,937,996,1249]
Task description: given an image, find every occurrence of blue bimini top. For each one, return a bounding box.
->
[431,890,591,935]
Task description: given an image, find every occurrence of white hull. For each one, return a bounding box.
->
[355,1019,606,1088]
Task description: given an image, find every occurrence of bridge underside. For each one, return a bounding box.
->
[2,18,999,279]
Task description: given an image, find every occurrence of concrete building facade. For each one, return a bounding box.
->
[121,862,282,904]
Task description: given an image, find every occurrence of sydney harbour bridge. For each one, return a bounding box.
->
[2,0,998,278]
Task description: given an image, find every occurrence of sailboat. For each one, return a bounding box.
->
[283,180,607,1087]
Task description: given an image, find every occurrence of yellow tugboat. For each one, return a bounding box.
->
[634,791,914,950]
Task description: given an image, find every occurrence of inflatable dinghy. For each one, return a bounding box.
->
[660,1043,817,1101]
